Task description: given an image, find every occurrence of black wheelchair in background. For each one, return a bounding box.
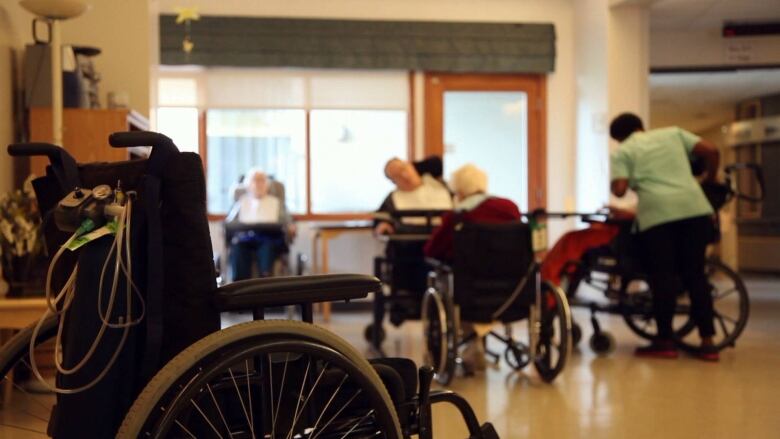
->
[423,222,571,384]
[558,163,764,355]
[0,133,498,439]
[367,210,448,354]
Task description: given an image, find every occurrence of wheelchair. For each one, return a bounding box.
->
[555,163,763,355]
[366,210,448,354]
[219,176,302,284]
[422,221,571,385]
[0,133,498,438]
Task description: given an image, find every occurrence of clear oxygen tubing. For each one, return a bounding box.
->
[28,198,146,394]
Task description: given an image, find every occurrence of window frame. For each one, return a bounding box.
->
[169,71,415,221]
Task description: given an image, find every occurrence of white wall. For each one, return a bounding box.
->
[574,1,650,213]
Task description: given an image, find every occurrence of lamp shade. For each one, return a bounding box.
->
[19,0,89,20]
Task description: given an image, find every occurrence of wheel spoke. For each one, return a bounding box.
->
[716,314,731,337]
[206,383,231,436]
[285,356,312,439]
[229,368,256,439]
[338,409,376,439]
[245,360,254,435]
[175,419,198,438]
[189,398,225,438]
[287,361,330,439]
[310,389,363,439]
[715,288,738,301]
[272,353,291,437]
[310,374,350,435]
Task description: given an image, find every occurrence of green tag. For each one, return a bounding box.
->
[67,220,119,251]
[530,218,548,252]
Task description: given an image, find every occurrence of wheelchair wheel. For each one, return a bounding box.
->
[622,259,749,352]
[421,288,457,386]
[675,259,749,352]
[621,278,694,341]
[533,282,572,383]
[118,320,402,439]
[0,315,59,434]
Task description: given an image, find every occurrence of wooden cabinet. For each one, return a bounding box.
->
[27,107,149,178]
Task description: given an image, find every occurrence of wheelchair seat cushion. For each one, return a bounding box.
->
[216,274,381,311]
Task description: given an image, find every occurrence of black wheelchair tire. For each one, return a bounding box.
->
[118,320,402,439]
[533,282,572,383]
[621,258,749,352]
[421,288,457,386]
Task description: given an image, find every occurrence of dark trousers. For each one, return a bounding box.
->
[230,238,282,281]
[639,215,715,340]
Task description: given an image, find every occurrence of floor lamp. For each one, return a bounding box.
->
[19,0,89,147]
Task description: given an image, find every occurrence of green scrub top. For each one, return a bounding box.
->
[610,126,713,232]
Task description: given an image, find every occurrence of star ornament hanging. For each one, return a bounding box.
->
[174,6,200,24]
[174,6,201,54]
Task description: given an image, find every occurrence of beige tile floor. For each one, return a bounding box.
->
[2,276,779,438]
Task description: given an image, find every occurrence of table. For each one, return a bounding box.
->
[0,298,48,407]
[311,221,374,322]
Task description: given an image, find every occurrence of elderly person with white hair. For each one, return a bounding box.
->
[227,168,294,280]
[424,164,521,261]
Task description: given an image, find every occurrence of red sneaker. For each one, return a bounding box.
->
[695,346,720,362]
[634,340,679,359]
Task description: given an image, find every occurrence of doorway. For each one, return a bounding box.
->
[423,73,546,210]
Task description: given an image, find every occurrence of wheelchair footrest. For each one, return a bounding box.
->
[473,423,500,439]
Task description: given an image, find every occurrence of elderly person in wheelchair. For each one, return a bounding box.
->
[226,168,296,280]
[424,164,521,372]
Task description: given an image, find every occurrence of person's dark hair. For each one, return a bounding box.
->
[609,113,644,142]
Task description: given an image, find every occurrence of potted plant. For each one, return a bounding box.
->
[0,178,45,298]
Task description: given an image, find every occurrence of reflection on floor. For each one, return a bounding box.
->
[1,276,779,438]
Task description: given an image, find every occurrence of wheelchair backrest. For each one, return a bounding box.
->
[453,221,534,323]
[14,133,220,437]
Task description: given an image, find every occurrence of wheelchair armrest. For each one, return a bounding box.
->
[216,274,381,312]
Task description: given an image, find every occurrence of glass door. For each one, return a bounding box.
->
[424,73,546,210]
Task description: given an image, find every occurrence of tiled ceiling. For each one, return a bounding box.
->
[651,0,780,31]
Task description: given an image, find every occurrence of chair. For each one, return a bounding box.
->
[423,221,571,384]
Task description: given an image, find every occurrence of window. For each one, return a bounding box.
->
[310,110,407,213]
[155,69,410,217]
[206,109,307,214]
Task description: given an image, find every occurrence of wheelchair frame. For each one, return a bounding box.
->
[0,134,498,439]
[420,222,572,385]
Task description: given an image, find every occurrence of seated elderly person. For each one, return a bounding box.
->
[375,157,453,235]
[424,164,521,261]
[227,169,295,280]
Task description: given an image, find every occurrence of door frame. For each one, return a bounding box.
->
[423,72,547,210]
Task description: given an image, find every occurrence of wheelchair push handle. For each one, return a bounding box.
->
[109,131,179,154]
[724,162,765,203]
[7,142,80,190]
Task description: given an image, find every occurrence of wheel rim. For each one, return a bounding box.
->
[534,283,571,382]
[137,337,399,439]
[421,289,448,378]
[622,279,695,341]
[676,260,749,351]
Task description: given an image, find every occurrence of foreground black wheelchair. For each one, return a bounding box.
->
[422,221,572,385]
[558,163,763,355]
[0,133,497,438]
